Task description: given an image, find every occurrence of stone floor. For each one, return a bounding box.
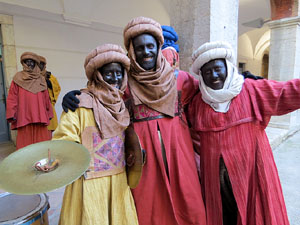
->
[0,127,299,225]
[273,131,300,225]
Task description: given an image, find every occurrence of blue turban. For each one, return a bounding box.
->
[161,25,179,53]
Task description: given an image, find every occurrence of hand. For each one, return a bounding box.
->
[7,117,16,123]
[62,90,81,112]
[242,71,264,80]
[244,74,264,80]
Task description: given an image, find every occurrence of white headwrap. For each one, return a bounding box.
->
[190,41,244,113]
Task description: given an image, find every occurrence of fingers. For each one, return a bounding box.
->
[62,90,82,112]
[73,90,82,95]
[62,104,69,113]
[62,101,77,112]
[63,98,78,112]
[69,91,81,104]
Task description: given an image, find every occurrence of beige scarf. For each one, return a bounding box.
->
[124,16,177,117]
[127,43,177,117]
[38,55,47,77]
[78,44,130,139]
[13,52,47,94]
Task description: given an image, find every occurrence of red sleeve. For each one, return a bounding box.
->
[247,78,300,116]
[6,81,19,122]
[178,71,199,107]
[189,127,201,154]
[44,90,53,120]
[187,94,202,154]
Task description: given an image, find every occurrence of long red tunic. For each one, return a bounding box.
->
[127,71,206,225]
[188,78,300,225]
[6,81,53,149]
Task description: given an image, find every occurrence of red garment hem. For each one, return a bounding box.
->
[16,123,51,150]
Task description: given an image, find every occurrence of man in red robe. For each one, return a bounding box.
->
[188,41,298,225]
[122,17,206,225]
[6,52,53,150]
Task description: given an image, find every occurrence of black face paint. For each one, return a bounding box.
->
[133,34,158,70]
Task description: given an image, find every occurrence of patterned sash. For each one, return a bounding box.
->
[81,126,125,179]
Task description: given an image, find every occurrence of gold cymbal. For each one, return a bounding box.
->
[125,126,146,189]
[0,140,90,195]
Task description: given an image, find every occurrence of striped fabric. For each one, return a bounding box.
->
[188,78,300,225]
[129,70,206,225]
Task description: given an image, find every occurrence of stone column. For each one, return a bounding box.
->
[268,16,300,130]
[169,0,239,71]
[0,14,18,144]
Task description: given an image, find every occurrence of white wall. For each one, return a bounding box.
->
[0,0,63,14]
[90,0,170,27]
[0,0,170,27]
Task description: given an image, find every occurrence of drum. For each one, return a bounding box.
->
[0,193,49,225]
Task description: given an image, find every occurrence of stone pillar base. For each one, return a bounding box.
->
[269,110,300,130]
[268,16,300,130]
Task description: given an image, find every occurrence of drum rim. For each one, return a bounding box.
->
[0,193,49,224]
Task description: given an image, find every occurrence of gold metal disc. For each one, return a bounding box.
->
[0,140,90,195]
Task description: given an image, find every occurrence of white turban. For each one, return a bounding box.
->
[191,41,236,74]
[190,41,244,113]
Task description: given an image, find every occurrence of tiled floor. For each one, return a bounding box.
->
[0,142,64,225]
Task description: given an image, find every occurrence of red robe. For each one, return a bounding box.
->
[6,81,53,149]
[126,71,206,225]
[188,78,300,225]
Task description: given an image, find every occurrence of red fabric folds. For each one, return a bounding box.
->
[188,78,300,225]
[16,123,50,150]
[130,71,205,225]
[6,81,53,130]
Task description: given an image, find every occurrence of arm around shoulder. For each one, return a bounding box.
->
[178,70,199,106]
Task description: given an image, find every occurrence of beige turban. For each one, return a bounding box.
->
[190,41,244,113]
[79,44,130,139]
[20,52,40,65]
[191,41,236,75]
[123,16,164,50]
[13,52,47,93]
[38,55,47,77]
[84,44,130,85]
[39,55,46,64]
